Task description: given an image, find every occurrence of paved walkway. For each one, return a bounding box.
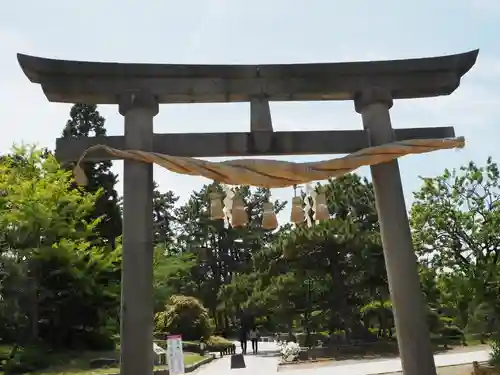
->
[197,341,490,375]
[198,342,279,375]
[283,349,490,374]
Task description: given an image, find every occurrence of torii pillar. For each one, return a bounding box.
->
[118,92,158,375]
[16,49,478,375]
[355,88,436,374]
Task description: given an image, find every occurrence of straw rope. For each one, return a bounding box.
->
[73,137,465,188]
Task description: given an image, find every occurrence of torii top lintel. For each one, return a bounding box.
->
[17,50,478,105]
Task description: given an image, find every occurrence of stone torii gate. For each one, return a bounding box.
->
[17,49,478,375]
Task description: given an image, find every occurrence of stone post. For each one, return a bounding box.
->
[355,88,437,375]
[118,91,158,375]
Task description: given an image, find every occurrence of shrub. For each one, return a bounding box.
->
[280,342,300,362]
[206,336,233,352]
[182,341,202,353]
[489,333,500,370]
[426,309,444,334]
[71,329,116,351]
[440,325,464,340]
[2,345,51,374]
[439,325,465,347]
[155,295,213,341]
[295,333,306,347]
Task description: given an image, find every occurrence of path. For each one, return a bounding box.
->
[197,341,490,375]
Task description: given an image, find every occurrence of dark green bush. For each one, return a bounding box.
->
[72,329,116,351]
[440,325,464,339]
[183,341,202,353]
[3,345,51,374]
[426,309,443,334]
[155,295,214,341]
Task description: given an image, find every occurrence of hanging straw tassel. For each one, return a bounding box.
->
[209,192,225,220]
[231,196,248,227]
[304,184,313,227]
[72,147,97,186]
[222,186,234,229]
[313,191,330,221]
[73,164,88,186]
[262,201,278,230]
[290,196,305,224]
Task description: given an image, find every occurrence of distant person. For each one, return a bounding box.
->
[249,326,259,354]
[239,326,248,355]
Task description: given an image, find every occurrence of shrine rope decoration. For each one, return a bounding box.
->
[73,136,465,229]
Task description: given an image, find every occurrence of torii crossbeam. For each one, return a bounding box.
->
[17,49,478,375]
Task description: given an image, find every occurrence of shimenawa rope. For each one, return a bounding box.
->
[72,137,465,188]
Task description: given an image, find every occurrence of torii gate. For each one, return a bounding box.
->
[17,49,478,375]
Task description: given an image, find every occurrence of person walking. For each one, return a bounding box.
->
[249,326,259,354]
[239,325,248,355]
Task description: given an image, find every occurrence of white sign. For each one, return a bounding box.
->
[167,334,185,375]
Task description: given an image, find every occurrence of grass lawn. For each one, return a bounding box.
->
[0,345,206,375]
[33,353,205,375]
[37,354,205,375]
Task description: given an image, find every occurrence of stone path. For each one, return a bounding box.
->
[196,341,490,375]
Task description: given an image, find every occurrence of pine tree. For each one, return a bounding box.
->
[153,182,179,248]
[62,104,122,249]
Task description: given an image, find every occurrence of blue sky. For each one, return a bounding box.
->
[1,0,499,221]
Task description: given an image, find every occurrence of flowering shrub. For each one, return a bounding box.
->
[489,333,500,370]
[280,341,301,362]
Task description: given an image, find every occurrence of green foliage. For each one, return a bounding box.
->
[439,325,464,340]
[0,146,120,351]
[174,182,287,329]
[155,295,214,341]
[426,309,443,334]
[2,345,51,374]
[489,333,500,370]
[205,336,233,352]
[62,104,122,249]
[223,175,386,337]
[153,183,179,248]
[153,248,197,312]
[411,158,500,326]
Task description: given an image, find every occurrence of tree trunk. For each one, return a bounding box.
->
[27,265,39,342]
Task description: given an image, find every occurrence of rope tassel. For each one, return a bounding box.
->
[209,192,225,220]
[290,196,305,224]
[73,164,88,186]
[222,186,234,228]
[313,191,329,221]
[262,202,278,230]
[231,196,248,227]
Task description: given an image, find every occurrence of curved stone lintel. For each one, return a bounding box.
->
[17,49,479,104]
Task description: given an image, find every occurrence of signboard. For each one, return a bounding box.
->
[167,335,185,375]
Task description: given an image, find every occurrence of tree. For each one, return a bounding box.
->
[226,175,388,340]
[61,104,122,249]
[411,157,500,331]
[153,246,197,312]
[174,183,286,330]
[152,183,179,248]
[0,146,120,350]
